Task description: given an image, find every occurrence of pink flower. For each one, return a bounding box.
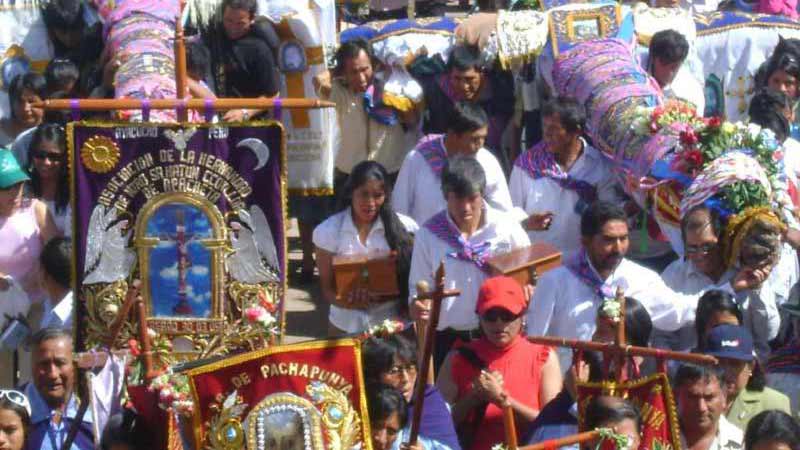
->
[245,307,264,323]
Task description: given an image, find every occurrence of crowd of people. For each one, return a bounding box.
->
[3,0,800,449]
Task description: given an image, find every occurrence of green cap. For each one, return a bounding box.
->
[0,150,29,189]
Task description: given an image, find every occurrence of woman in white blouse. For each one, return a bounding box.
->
[314,161,418,335]
[27,123,71,237]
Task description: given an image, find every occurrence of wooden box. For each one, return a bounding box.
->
[332,252,399,308]
[487,243,562,286]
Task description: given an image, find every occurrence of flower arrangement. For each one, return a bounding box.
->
[243,287,279,335]
[599,296,622,324]
[148,372,194,416]
[360,319,406,340]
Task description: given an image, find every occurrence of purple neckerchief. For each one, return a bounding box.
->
[515,141,597,204]
[363,81,399,126]
[416,134,448,177]
[565,249,626,298]
[424,210,492,273]
[436,73,464,104]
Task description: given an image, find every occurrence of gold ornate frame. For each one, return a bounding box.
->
[548,4,621,56]
[245,393,325,450]
[134,191,228,335]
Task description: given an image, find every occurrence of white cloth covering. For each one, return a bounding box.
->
[392,143,516,226]
[408,203,530,331]
[313,208,418,333]
[509,140,621,254]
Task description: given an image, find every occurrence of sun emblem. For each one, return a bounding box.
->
[81,135,120,173]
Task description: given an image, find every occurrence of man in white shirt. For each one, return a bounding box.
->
[526,201,694,371]
[392,101,515,225]
[646,30,705,113]
[409,156,530,369]
[675,364,743,450]
[509,97,619,253]
[39,237,73,331]
[654,205,784,360]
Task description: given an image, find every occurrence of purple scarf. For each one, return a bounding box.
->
[416,134,448,177]
[424,210,492,273]
[436,73,465,104]
[565,249,625,298]
[363,81,399,126]
[515,141,597,204]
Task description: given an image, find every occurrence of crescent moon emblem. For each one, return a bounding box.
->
[236,138,270,171]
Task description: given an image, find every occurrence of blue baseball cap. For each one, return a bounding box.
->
[704,324,754,361]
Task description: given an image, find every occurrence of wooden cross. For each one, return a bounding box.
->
[407,262,460,447]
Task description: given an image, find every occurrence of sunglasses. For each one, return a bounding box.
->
[32,151,65,162]
[481,310,520,323]
[0,390,31,416]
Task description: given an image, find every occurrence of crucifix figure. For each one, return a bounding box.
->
[158,209,199,316]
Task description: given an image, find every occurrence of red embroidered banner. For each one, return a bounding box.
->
[186,339,371,450]
[577,373,681,450]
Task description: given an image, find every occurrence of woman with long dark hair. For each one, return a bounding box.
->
[313,161,416,335]
[0,390,31,450]
[27,123,70,237]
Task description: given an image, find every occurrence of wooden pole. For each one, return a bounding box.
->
[174,0,188,122]
[415,280,434,385]
[136,295,157,382]
[105,280,141,349]
[407,0,415,20]
[407,263,460,446]
[35,97,334,112]
[518,430,601,450]
[526,336,718,365]
[504,405,519,450]
[614,287,627,382]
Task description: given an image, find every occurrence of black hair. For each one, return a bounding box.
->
[40,237,71,290]
[101,409,153,450]
[44,59,79,96]
[541,97,586,134]
[756,52,800,95]
[31,327,72,349]
[362,333,418,385]
[28,123,69,214]
[574,349,605,382]
[186,40,211,81]
[749,88,791,142]
[584,396,642,432]
[334,39,373,77]
[40,0,84,31]
[745,410,800,450]
[695,290,743,350]
[8,72,46,120]
[366,384,409,427]
[681,204,723,245]
[221,0,257,16]
[441,155,486,199]
[649,30,689,65]
[0,396,30,441]
[623,297,652,348]
[673,363,727,392]
[447,101,489,135]
[42,91,71,125]
[580,201,628,238]
[338,161,413,303]
[447,45,481,73]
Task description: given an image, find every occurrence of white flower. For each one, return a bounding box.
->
[747,122,763,140]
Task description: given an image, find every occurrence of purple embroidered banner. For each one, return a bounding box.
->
[70,122,287,348]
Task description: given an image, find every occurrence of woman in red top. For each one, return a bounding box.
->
[437,276,562,450]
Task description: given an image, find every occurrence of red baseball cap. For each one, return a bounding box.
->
[475,276,528,316]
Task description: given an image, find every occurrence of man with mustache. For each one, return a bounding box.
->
[22,328,93,450]
[526,201,694,371]
[674,364,743,450]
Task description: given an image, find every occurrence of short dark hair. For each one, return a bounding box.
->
[44,59,79,95]
[367,384,409,427]
[8,73,47,119]
[749,88,791,142]
[222,0,257,15]
[649,30,689,65]
[541,97,586,134]
[334,39,372,77]
[447,101,488,134]
[447,45,481,73]
[441,155,486,199]
[186,41,211,81]
[673,363,726,391]
[622,297,652,348]
[695,290,743,350]
[745,410,800,450]
[584,396,642,432]
[40,0,84,30]
[362,333,418,385]
[681,204,722,245]
[40,237,71,289]
[101,409,153,450]
[31,327,72,349]
[580,201,627,238]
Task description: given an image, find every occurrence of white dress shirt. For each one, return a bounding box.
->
[680,414,743,450]
[526,255,695,371]
[313,208,418,333]
[408,203,530,331]
[392,140,515,225]
[509,141,620,253]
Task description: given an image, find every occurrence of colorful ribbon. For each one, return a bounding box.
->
[515,141,598,204]
[416,134,448,177]
[424,210,492,272]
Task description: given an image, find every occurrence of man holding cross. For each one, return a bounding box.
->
[408,156,529,370]
[526,201,695,372]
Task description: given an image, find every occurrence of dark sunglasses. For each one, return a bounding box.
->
[481,309,520,323]
[32,151,65,162]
